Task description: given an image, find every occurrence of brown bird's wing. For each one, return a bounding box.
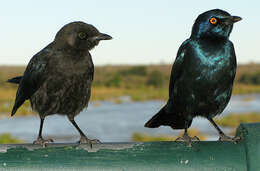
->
[11,45,52,116]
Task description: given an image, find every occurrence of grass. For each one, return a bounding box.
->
[1,64,260,116]
[92,83,260,102]
[132,132,176,142]
[233,83,260,95]
[132,128,206,142]
[0,133,24,144]
[215,112,260,128]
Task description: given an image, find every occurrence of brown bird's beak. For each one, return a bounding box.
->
[222,16,242,25]
[94,33,112,41]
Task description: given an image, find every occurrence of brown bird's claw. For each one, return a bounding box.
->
[175,135,200,147]
[219,134,241,144]
[78,136,101,148]
[191,136,200,141]
[33,137,54,147]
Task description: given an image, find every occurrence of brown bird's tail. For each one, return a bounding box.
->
[6,76,24,116]
[11,102,21,116]
[7,76,23,84]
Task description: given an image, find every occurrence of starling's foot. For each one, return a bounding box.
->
[78,136,101,148]
[33,137,54,147]
[219,134,241,144]
[175,135,200,147]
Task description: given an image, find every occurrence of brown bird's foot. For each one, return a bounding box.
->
[78,136,101,148]
[33,137,54,147]
[175,135,200,147]
[191,136,200,141]
[219,134,241,144]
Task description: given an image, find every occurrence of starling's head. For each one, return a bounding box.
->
[191,9,242,40]
[55,21,112,51]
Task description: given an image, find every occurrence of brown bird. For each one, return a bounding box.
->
[8,21,112,146]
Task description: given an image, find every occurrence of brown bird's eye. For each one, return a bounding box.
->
[209,17,218,24]
[78,32,87,39]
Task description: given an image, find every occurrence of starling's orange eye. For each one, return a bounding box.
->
[210,17,218,24]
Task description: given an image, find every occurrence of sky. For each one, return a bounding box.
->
[0,0,259,65]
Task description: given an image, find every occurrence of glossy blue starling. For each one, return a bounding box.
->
[145,9,242,145]
[8,21,112,146]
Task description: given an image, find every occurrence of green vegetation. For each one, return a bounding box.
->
[215,112,260,128]
[146,70,164,88]
[0,133,24,144]
[132,128,206,142]
[132,132,176,142]
[238,72,260,85]
[1,64,260,116]
[120,66,147,76]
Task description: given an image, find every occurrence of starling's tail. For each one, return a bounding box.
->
[7,76,23,84]
[145,106,167,128]
[144,104,191,129]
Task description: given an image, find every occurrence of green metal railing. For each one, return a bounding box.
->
[0,123,259,171]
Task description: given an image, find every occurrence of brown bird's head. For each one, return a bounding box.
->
[54,21,112,51]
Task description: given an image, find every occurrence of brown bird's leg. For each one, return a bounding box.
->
[175,122,200,147]
[208,118,241,143]
[68,116,100,147]
[33,117,54,147]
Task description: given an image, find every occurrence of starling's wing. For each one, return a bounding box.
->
[145,39,191,128]
[168,39,190,98]
[229,41,237,80]
[11,46,52,116]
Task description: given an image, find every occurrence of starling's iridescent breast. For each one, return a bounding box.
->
[187,40,235,84]
[174,39,236,117]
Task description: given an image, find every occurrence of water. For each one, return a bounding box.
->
[0,94,260,143]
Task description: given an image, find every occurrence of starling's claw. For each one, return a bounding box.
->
[33,137,54,147]
[219,134,241,144]
[175,135,192,147]
[175,134,200,147]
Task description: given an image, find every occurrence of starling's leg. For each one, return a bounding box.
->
[33,117,54,147]
[175,120,200,147]
[208,118,241,143]
[68,116,100,147]
[175,128,200,147]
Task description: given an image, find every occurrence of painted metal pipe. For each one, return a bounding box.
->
[0,123,259,171]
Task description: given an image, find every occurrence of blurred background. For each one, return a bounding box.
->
[0,0,260,143]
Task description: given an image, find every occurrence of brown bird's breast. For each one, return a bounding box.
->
[30,52,94,118]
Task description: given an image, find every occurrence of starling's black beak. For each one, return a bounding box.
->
[94,33,112,41]
[230,16,242,23]
[223,16,242,25]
